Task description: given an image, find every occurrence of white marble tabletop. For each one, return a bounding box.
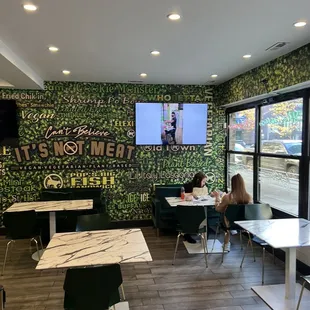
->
[235,218,310,249]
[36,228,153,270]
[165,196,216,207]
[5,199,93,213]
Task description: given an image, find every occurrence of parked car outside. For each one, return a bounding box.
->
[243,140,301,176]
[235,140,247,148]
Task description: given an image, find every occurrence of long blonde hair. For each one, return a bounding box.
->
[230,174,251,204]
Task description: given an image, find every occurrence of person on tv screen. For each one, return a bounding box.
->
[161,132,169,145]
[165,111,177,144]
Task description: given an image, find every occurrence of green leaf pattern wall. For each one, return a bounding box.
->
[216,43,310,104]
[0,82,225,224]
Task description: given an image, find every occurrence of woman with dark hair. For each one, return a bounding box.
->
[184,172,208,197]
[165,111,177,144]
[183,172,209,244]
[213,173,252,251]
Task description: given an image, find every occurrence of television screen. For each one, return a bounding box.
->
[135,103,208,145]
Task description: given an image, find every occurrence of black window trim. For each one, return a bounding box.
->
[225,89,309,219]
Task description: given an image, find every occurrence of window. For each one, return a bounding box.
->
[227,154,253,197]
[228,109,255,151]
[260,98,303,153]
[258,98,302,216]
[226,97,303,217]
[259,156,299,216]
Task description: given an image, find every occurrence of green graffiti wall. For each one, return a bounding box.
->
[217,43,310,104]
[0,82,225,224]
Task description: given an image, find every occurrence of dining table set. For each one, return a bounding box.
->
[165,195,310,310]
[5,199,153,310]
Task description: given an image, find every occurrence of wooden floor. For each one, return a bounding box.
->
[0,227,294,310]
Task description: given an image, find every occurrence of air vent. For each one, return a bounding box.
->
[128,80,143,83]
[266,42,288,51]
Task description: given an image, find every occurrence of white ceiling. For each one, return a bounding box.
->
[0,0,310,88]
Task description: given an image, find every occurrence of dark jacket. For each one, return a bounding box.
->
[183,181,194,193]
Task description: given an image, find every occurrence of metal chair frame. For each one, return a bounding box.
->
[240,236,276,284]
[211,221,244,251]
[173,231,208,267]
[2,235,44,275]
[172,205,209,268]
[296,276,310,310]
[240,203,275,284]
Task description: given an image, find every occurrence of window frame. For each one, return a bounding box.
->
[226,89,309,219]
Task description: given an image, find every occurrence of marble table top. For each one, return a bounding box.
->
[166,196,216,207]
[36,228,153,270]
[5,199,93,213]
[235,218,310,249]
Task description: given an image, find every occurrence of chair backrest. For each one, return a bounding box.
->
[40,190,73,201]
[207,207,221,226]
[63,264,122,310]
[76,213,110,232]
[3,210,38,239]
[245,203,273,220]
[155,186,181,199]
[224,204,246,229]
[176,206,206,234]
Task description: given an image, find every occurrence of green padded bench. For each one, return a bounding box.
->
[152,184,182,236]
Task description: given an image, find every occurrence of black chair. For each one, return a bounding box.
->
[0,285,5,309]
[172,206,208,267]
[75,213,110,232]
[63,264,125,310]
[221,204,252,263]
[2,211,43,275]
[40,191,77,234]
[240,203,275,284]
[206,207,221,243]
[296,275,310,310]
[40,191,74,201]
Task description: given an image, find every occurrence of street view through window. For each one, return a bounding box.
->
[228,98,302,216]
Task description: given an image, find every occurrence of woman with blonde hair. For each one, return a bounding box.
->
[212,173,252,251]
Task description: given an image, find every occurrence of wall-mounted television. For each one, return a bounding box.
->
[135,103,208,145]
[0,100,19,147]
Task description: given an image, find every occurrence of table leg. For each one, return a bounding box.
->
[203,207,208,238]
[49,212,56,239]
[252,247,310,309]
[285,247,296,299]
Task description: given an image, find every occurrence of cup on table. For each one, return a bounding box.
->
[185,195,193,201]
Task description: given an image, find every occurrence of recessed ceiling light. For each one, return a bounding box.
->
[49,46,59,52]
[23,4,38,11]
[140,73,147,78]
[151,50,160,56]
[294,21,307,27]
[62,70,71,75]
[211,74,218,78]
[167,13,181,21]
[243,54,252,59]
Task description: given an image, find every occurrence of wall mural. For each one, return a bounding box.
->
[216,43,310,104]
[0,82,225,224]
